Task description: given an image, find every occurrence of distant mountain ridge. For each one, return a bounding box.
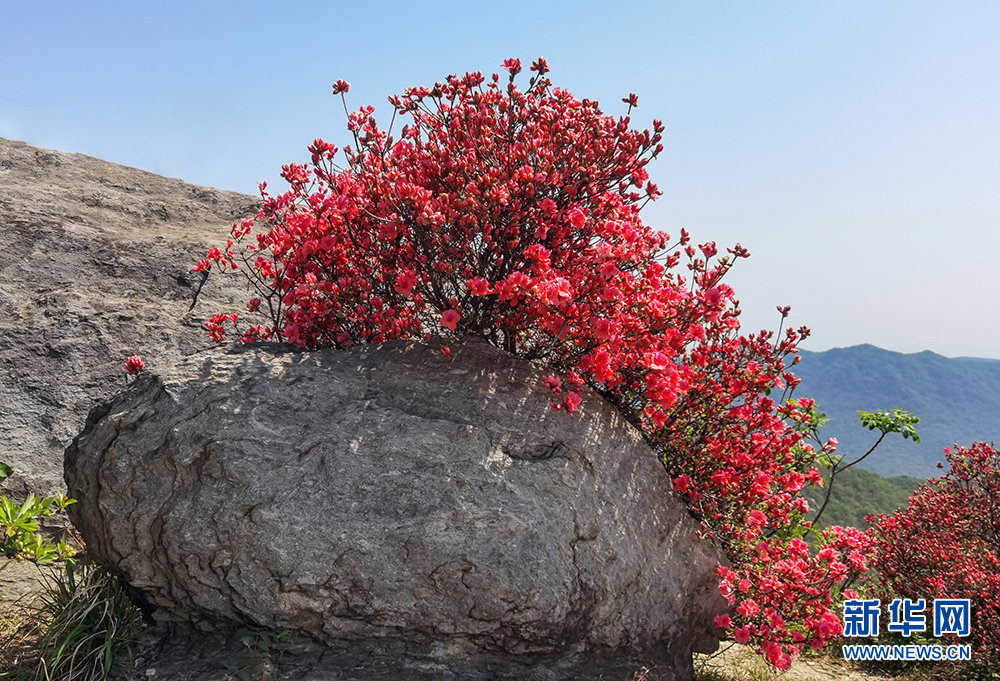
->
[791,344,1000,479]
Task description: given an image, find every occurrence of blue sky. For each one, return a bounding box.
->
[3,1,998,358]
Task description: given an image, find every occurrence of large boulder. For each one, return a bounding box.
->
[0,137,256,498]
[66,340,729,680]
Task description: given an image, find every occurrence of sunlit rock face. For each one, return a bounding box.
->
[66,339,728,681]
[0,136,256,498]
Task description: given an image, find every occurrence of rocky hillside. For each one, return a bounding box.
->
[793,344,1000,479]
[0,137,257,497]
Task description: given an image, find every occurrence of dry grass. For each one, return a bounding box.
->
[694,642,781,681]
[0,602,46,677]
[0,561,143,681]
[0,609,27,639]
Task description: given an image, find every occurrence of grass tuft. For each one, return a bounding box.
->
[0,561,143,681]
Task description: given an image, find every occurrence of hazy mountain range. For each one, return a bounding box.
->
[791,344,1000,480]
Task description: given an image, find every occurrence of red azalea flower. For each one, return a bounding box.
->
[124,355,144,376]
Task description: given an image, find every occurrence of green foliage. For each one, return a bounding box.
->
[0,493,77,564]
[859,408,921,444]
[0,462,78,565]
[959,663,1000,681]
[805,468,922,529]
[806,406,921,533]
[0,463,139,680]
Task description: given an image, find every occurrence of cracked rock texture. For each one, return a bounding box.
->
[66,340,728,680]
[0,137,257,498]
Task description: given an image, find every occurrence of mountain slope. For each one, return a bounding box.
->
[0,137,256,496]
[805,467,923,530]
[792,344,1000,479]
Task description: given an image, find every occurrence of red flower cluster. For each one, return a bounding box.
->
[197,59,867,664]
[124,355,145,376]
[868,443,1000,664]
[716,526,873,669]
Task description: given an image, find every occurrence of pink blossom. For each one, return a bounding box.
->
[542,374,562,393]
[703,288,723,307]
[562,391,582,414]
[467,277,493,296]
[736,599,760,618]
[441,309,460,330]
[501,58,522,75]
[394,270,417,297]
[673,474,690,494]
[379,223,399,240]
[530,57,549,74]
[643,351,670,371]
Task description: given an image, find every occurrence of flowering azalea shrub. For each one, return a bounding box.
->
[196,58,869,666]
[715,525,873,666]
[868,443,1000,665]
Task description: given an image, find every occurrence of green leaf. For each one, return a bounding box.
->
[1,492,79,563]
[28,532,58,562]
[0,462,12,480]
[53,494,77,511]
[858,408,922,444]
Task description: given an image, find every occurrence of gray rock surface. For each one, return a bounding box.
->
[66,340,728,680]
[0,558,50,612]
[0,137,257,498]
